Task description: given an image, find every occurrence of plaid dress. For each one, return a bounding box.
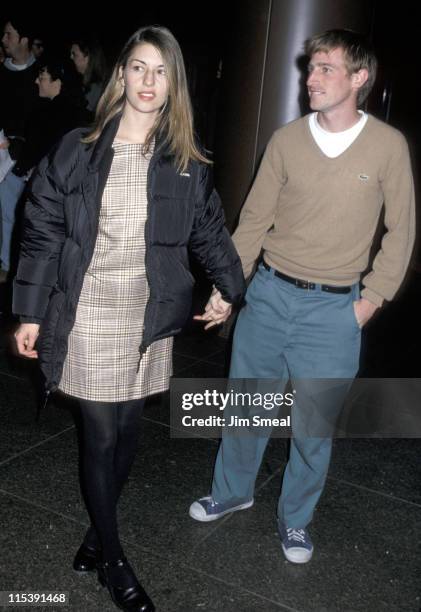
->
[58,141,173,401]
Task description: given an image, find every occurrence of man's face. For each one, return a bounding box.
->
[306,47,358,114]
[2,22,23,59]
[32,39,44,59]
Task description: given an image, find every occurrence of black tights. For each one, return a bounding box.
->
[76,397,145,562]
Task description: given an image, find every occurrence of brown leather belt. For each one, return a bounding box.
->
[262,260,351,294]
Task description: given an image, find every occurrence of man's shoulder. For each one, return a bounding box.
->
[0,63,10,81]
[0,59,38,75]
[272,115,308,140]
[365,114,408,148]
[266,116,308,155]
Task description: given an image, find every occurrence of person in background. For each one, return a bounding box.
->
[0,15,40,275]
[13,57,91,179]
[70,36,107,114]
[32,37,45,60]
[13,25,244,612]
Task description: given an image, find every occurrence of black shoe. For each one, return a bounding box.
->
[73,542,101,572]
[97,557,155,612]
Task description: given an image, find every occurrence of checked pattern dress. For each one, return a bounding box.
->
[58,141,173,401]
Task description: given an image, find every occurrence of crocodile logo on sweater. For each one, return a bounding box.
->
[358,174,369,181]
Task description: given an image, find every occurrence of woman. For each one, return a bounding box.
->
[13,26,244,612]
[70,37,107,113]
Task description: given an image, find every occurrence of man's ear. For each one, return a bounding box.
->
[351,68,369,92]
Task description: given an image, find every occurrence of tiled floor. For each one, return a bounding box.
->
[0,274,420,611]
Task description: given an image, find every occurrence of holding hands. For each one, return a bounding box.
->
[14,323,40,358]
[194,288,232,330]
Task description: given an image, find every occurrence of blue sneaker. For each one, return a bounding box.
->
[189,496,254,522]
[278,523,314,563]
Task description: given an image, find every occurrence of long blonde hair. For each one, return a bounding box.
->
[82,26,209,171]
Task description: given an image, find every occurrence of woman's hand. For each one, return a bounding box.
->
[0,138,10,150]
[194,288,232,330]
[14,323,40,358]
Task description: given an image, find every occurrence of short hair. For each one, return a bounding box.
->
[38,58,66,83]
[5,15,35,48]
[305,29,377,105]
[38,55,87,109]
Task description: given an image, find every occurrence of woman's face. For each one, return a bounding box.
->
[36,68,61,99]
[122,43,169,119]
[70,44,89,75]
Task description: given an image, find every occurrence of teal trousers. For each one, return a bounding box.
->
[211,263,361,528]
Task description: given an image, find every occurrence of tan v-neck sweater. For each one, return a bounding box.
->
[233,115,415,306]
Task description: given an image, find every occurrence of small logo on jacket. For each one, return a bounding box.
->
[179,172,191,177]
[358,174,369,181]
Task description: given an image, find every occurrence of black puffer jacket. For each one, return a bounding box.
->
[13,114,245,391]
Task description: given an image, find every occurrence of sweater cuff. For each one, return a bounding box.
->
[360,287,384,308]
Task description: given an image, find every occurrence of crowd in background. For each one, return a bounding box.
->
[0,15,109,280]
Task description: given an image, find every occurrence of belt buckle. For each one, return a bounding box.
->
[301,279,315,290]
[296,278,309,290]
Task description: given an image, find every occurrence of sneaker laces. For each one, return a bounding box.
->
[286,528,306,543]
[207,498,219,509]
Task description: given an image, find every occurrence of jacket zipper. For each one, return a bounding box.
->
[37,388,51,421]
[140,146,160,357]
[136,341,147,373]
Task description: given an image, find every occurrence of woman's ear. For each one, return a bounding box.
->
[118,66,125,87]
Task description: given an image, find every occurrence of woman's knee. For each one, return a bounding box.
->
[79,400,118,458]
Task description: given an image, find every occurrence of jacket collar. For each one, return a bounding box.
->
[87,113,121,172]
[87,112,171,172]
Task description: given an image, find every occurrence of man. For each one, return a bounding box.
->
[190,29,415,563]
[0,16,40,274]
[31,37,44,60]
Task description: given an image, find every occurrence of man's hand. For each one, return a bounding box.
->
[353,298,378,328]
[0,138,10,150]
[14,323,40,358]
[194,288,232,330]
